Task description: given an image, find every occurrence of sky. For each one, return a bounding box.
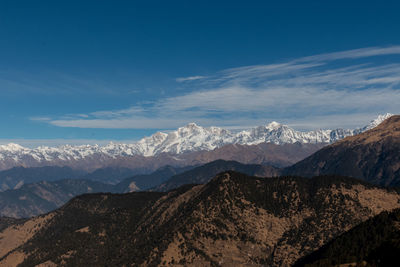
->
[0,0,400,145]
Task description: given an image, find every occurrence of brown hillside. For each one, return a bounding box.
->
[284,115,400,186]
[0,172,399,266]
[333,115,400,146]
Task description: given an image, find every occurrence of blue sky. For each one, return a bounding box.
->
[1,0,400,145]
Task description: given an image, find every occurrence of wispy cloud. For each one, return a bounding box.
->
[30,117,52,122]
[38,46,400,130]
[176,75,206,82]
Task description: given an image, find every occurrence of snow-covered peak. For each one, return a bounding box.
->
[177,122,204,135]
[0,114,394,166]
[265,121,282,130]
[0,143,27,152]
[183,122,200,129]
[137,123,234,155]
[363,113,394,131]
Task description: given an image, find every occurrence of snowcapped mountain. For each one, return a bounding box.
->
[132,113,393,155]
[0,113,393,169]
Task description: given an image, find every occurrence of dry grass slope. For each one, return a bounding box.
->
[0,172,399,266]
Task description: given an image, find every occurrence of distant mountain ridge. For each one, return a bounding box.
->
[0,179,115,218]
[0,166,85,191]
[0,114,392,171]
[0,166,146,192]
[154,159,279,192]
[0,142,325,173]
[0,160,276,218]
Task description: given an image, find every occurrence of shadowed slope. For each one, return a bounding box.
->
[294,208,400,267]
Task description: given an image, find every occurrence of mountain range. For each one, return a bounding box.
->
[0,160,277,218]
[0,166,149,192]
[1,114,400,219]
[153,159,279,192]
[0,114,392,171]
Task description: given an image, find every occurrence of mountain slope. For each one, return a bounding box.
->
[0,160,273,218]
[285,115,400,186]
[81,166,143,184]
[0,179,115,218]
[154,159,279,191]
[0,217,26,231]
[1,172,399,266]
[0,166,86,192]
[0,114,391,171]
[115,165,194,192]
[294,208,400,267]
[0,166,180,218]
